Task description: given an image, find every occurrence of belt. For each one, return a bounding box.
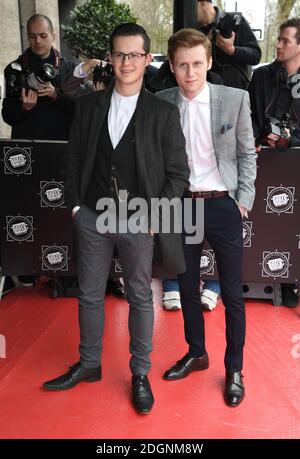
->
[183,190,228,199]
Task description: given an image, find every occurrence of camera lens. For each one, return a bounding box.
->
[35,63,56,83]
[43,63,56,79]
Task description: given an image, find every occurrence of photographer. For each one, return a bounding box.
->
[248,18,300,308]
[249,18,300,151]
[197,0,261,89]
[1,14,77,288]
[2,14,76,140]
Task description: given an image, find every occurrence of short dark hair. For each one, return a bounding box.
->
[280,17,300,44]
[168,28,212,63]
[109,23,150,54]
[27,14,54,34]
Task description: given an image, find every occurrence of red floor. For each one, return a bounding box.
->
[0,280,299,439]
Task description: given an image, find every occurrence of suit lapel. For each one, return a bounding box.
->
[208,83,222,162]
[80,85,113,199]
[87,85,113,161]
[134,88,151,199]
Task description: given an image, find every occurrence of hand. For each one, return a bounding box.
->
[216,31,236,55]
[149,229,155,236]
[37,82,57,99]
[21,88,38,111]
[94,81,106,91]
[82,58,101,74]
[267,132,280,148]
[255,138,261,153]
[238,205,246,218]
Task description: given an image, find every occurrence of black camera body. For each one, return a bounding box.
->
[215,12,242,39]
[6,61,57,96]
[93,62,114,87]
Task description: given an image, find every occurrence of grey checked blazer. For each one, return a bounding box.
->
[157,83,257,211]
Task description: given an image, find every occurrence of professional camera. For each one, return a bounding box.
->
[260,117,291,151]
[6,61,57,96]
[93,62,114,87]
[215,12,242,39]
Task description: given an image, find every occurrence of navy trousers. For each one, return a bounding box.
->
[178,195,245,372]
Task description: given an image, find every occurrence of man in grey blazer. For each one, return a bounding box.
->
[158,29,257,406]
[42,23,189,414]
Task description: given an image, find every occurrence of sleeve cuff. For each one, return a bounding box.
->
[71,205,81,217]
[73,62,89,78]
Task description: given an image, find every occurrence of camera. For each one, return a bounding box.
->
[6,61,57,96]
[214,12,241,39]
[93,62,114,87]
[260,117,291,151]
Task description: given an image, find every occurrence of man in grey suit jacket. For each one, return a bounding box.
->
[42,23,189,414]
[159,29,257,406]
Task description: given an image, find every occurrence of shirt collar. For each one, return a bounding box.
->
[179,82,210,104]
[112,89,140,103]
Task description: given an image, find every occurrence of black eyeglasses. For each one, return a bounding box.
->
[111,52,147,63]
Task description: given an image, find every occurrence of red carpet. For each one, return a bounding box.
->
[0,280,299,439]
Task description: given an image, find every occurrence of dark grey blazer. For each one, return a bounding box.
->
[65,83,190,275]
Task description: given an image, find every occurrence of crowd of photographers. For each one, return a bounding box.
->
[1,0,299,307]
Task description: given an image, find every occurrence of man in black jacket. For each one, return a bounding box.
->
[42,23,190,414]
[248,18,300,308]
[249,18,300,150]
[197,0,261,89]
[1,14,76,287]
[2,14,75,140]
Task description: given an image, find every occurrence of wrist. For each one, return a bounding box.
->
[227,45,235,56]
[51,90,58,101]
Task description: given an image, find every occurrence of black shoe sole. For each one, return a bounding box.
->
[224,392,245,407]
[133,402,154,414]
[163,364,209,381]
[42,376,101,391]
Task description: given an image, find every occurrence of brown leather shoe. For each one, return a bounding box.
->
[224,371,245,407]
[163,352,209,380]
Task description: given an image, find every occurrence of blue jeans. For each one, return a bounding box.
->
[162,278,179,292]
[163,279,220,294]
[204,280,221,294]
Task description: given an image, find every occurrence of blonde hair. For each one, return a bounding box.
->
[168,28,212,62]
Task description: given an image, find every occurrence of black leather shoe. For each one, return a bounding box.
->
[106,279,126,298]
[43,362,101,391]
[224,371,245,407]
[163,352,209,381]
[132,375,154,414]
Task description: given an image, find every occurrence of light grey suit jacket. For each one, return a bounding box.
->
[157,82,257,211]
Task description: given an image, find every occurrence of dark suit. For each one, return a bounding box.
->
[65,83,189,373]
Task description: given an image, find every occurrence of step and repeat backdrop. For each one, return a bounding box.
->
[0,140,299,286]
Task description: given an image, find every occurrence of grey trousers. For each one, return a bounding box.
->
[74,205,154,375]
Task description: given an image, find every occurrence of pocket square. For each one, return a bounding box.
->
[221,123,233,134]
